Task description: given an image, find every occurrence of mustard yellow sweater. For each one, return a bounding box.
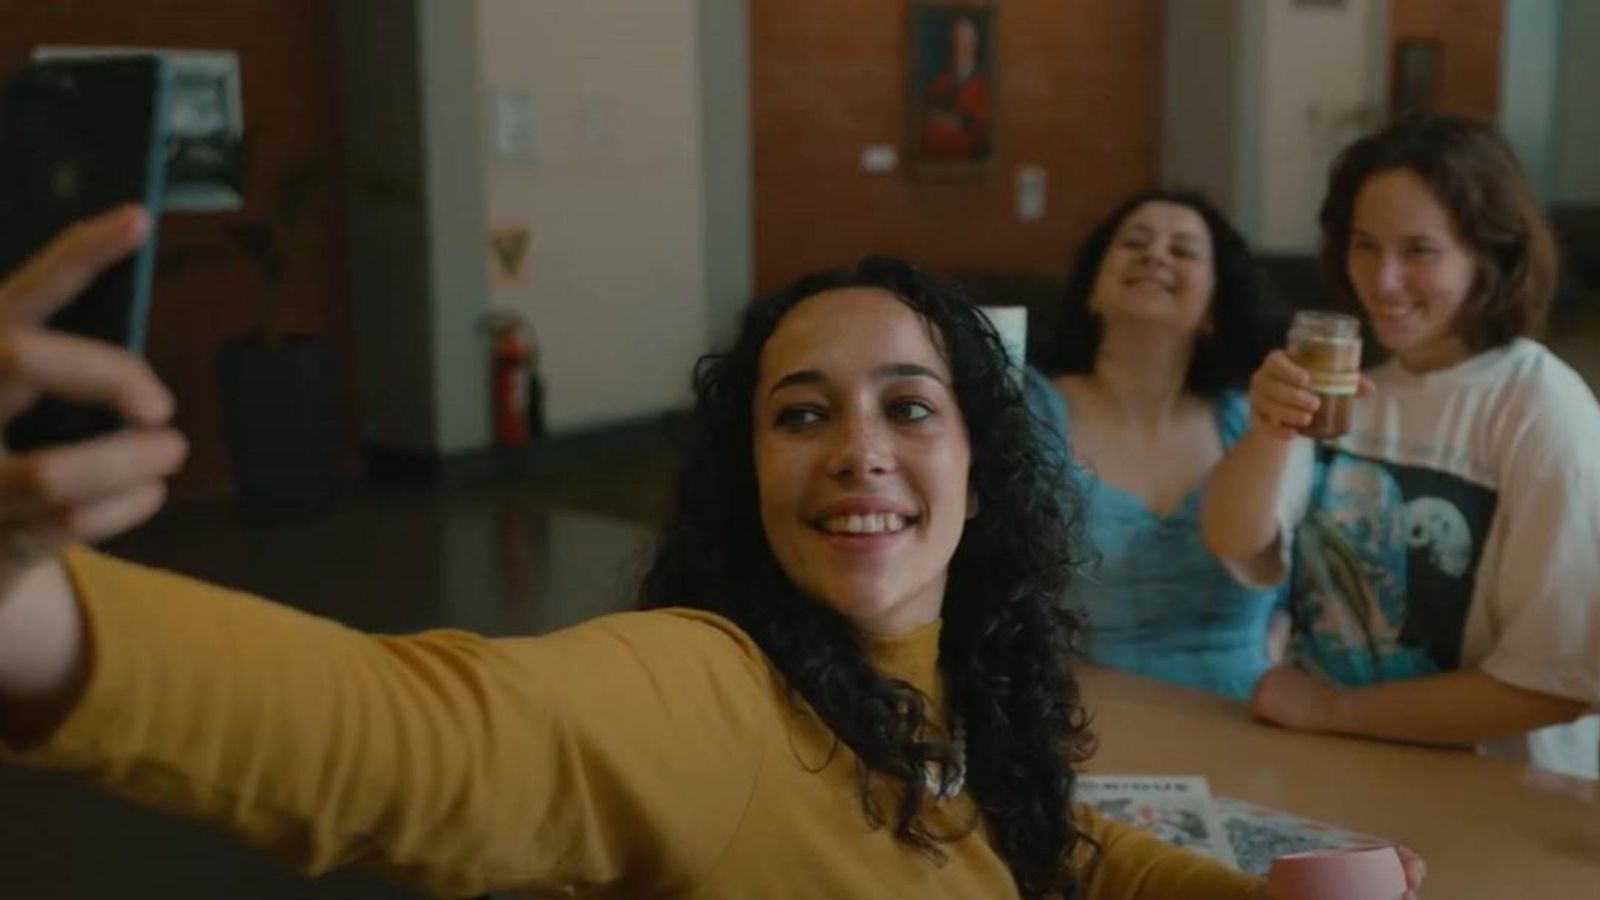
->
[2,549,1262,898]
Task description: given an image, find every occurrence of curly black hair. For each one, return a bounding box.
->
[1041,187,1287,395]
[639,256,1095,898]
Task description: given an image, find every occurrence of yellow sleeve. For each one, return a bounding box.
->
[1076,805,1262,900]
[1,548,770,897]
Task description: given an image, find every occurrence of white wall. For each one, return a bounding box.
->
[1499,0,1564,202]
[1162,0,1386,254]
[478,0,709,433]
[421,1,493,454]
[1257,0,1387,253]
[1553,0,1600,204]
[699,0,752,350]
[1162,0,1249,226]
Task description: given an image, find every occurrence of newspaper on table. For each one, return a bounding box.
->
[1079,776,1389,876]
[1214,795,1386,877]
[1077,776,1238,868]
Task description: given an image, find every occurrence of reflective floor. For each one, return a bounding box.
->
[0,459,673,899]
[1,301,1597,897]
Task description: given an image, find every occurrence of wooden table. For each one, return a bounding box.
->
[1078,667,1600,898]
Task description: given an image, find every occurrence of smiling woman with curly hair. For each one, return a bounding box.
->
[642,256,1099,894]
[632,255,1267,897]
[0,212,1292,897]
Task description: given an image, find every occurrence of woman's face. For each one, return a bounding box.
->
[752,288,972,635]
[1345,168,1476,372]
[1089,201,1217,337]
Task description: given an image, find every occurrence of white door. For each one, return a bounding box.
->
[1256,0,1388,253]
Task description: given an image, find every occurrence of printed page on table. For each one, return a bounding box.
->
[1077,776,1238,869]
[1215,795,1387,877]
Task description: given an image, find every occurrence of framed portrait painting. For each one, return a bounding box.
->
[909,1,996,178]
[1392,39,1440,116]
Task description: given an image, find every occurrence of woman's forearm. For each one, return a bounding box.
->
[1326,669,1589,747]
[1200,426,1298,583]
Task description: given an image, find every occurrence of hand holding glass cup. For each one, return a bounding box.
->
[1249,311,1368,440]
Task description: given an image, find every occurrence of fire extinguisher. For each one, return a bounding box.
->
[489,313,531,447]
[525,323,546,441]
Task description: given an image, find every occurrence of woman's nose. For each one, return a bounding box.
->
[1376,255,1406,294]
[826,413,894,478]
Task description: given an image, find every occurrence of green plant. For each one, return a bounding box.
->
[159,133,338,342]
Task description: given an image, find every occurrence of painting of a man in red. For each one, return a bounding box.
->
[916,13,992,164]
[921,17,979,159]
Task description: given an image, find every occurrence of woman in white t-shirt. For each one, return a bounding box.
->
[1201,113,1600,779]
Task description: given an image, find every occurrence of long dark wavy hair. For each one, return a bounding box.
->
[640,256,1095,898]
[1042,187,1287,394]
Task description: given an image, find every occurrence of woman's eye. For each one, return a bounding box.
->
[774,406,825,429]
[888,399,934,423]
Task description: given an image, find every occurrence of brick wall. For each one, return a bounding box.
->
[1390,0,1504,119]
[750,0,1163,293]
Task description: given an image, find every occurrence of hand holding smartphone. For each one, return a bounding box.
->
[0,55,171,451]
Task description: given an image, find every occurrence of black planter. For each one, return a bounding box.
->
[217,333,338,523]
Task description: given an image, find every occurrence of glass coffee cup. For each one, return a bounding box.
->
[1286,311,1362,439]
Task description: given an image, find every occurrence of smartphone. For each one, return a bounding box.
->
[0,55,171,451]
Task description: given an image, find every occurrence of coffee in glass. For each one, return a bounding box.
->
[1286,311,1362,439]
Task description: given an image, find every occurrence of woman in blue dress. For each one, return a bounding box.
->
[1026,189,1288,699]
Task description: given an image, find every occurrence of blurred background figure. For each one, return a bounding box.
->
[1025,188,1287,700]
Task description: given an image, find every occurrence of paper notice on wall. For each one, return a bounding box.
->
[488,221,532,291]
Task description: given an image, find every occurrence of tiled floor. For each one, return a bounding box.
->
[2,299,1597,898]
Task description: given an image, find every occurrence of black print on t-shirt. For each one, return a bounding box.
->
[1385,460,1497,670]
[1304,448,1498,675]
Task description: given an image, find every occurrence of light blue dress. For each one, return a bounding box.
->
[1025,368,1284,700]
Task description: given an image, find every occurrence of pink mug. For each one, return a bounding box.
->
[1264,845,1408,900]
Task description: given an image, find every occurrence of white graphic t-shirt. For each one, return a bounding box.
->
[1276,339,1600,778]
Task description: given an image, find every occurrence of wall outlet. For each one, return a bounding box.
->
[1016,165,1047,221]
[860,144,898,173]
